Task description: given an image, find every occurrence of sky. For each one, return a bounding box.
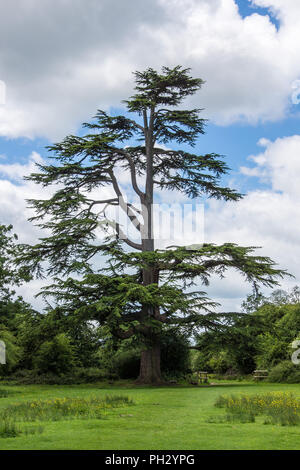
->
[1,0,300,311]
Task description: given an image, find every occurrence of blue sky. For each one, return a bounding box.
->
[1,0,300,311]
[237,0,280,28]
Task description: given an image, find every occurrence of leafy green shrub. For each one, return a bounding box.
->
[73,367,113,382]
[268,361,300,383]
[207,351,233,374]
[10,371,76,385]
[33,333,76,375]
[7,367,117,385]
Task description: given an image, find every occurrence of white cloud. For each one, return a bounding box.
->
[0,152,49,242]
[204,134,300,308]
[0,0,300,138]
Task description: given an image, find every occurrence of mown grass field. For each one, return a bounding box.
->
[1,381,300,450]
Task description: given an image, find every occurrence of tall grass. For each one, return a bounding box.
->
[1,394,134,422]
[0,418,21,438]
[214,392,300,426]
[0,394,134,438]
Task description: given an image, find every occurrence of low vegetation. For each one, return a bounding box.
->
[0,393,133,439]
[1,383,300,450]
[214,391,300,426]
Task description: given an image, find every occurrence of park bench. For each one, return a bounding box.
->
[253,369,268,380]
[189,371,208,385]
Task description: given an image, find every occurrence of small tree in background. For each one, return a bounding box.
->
[18,66,288,384]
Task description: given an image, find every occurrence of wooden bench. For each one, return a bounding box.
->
[253,369,268,380]
[190,371,208,384]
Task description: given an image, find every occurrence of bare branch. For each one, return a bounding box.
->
[117,224,143,250]
[115,149,145,199]
[109,170,143,233]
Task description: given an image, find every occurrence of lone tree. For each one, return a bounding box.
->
[19,66,288,384]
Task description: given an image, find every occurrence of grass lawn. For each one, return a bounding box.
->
[0,380,300,450]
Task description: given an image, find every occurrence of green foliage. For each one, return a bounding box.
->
[256,332,288,369]
[255,301,300,368]
[112,349,140,379]
[16,307,102,372]
[7,367,115,385]
[193,312,260,374]
[160,329,191,378]
[207,351,233,374]
[33,333,76,375]
[100,328,191,380]
[0,324,22,375]
[268,361,300,384]
[194,287,300,378]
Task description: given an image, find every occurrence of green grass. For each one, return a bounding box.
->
[0,389,13,398]
[1,381,300,449]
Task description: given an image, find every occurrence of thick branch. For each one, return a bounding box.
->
[116,149,145,199]
[109,170,143,233]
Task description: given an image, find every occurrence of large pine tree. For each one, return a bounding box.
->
[19,66,287,383]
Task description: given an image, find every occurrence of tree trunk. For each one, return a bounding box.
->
[136,342,163,385]
[136,107,163,385]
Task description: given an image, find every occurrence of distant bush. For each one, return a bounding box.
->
[268,361,300,383]
[33,333,76,375]
[6,367,118,385]
[207,352,233,375]
[73,367,116,383]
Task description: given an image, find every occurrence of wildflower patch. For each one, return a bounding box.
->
[212,392,300,426]
[0,394,134,438]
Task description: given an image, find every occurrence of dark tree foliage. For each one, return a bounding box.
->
[16,307,101,371]
[0,224,34,372]
[17,66,288,384]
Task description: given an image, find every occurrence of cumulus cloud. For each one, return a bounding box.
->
[203,134,300,308]
[0,152,48,242]
[0,0,300,138]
